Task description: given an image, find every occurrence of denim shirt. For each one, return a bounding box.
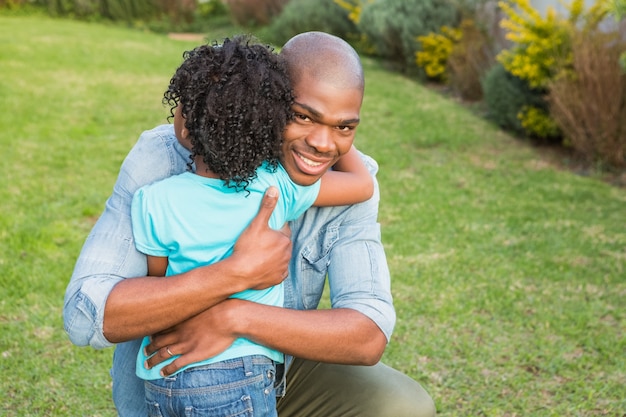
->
[63,124,396,416]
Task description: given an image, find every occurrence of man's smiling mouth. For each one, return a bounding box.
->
[297,152,324,167]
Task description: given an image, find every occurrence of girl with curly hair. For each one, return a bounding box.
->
[130,35,373,416]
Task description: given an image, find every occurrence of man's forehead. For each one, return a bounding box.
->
[293,67,363,91]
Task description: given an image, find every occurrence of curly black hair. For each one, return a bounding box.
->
[163,35,295,192]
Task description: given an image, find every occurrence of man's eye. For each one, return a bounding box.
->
[295,113,311,122]
[337,125,354,132]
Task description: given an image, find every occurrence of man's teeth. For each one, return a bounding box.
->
[298,154,322,167]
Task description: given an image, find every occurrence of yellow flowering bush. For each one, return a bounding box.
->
[415,26,462,81]
[494,0,613,140]
[333,0,375,54]
[498,0,570,88]
[334,0,365,23]
[518,106,561,139]
[497,0,609,89]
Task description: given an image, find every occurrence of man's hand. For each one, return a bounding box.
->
[144,299,240,376]
[231,186,292,290]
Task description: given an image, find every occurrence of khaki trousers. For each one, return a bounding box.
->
[277,358,436,417]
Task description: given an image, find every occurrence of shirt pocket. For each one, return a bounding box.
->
[298,225,339,309]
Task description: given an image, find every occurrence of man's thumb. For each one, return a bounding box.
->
[254,186,278,226]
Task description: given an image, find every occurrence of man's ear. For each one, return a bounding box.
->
[179,113,192,150]
[178,128,192,150]
[181,124,189,140]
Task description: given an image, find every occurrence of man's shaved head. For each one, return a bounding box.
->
[281,31,364,93]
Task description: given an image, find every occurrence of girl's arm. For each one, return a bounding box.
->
[147,256,168,277]
[314,145,374,206]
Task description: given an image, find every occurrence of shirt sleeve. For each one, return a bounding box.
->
[130,186,170,258]
[327,183,396,342]
[63,125,188,349]
[329,153,395,342]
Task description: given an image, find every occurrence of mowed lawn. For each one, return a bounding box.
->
[0,14,624,417]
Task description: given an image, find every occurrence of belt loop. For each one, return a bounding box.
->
[242,356,254,377]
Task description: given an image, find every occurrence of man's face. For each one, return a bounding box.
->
[281,73,363,186]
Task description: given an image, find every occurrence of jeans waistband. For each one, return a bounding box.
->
[188,355,274,375]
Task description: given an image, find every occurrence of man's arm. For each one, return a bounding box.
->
[236,304,387,364]
[103,187,291,342]
[144,301,386,375]
[314,145,374,206]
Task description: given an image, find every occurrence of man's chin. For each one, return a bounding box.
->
[289,173,321,187]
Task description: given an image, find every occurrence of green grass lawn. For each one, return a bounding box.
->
[1,13,624,417]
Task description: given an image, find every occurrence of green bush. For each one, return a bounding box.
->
[223,0,288,26]
[358,0,458,74]
[37,0,160,20]
[261,0,358,47]
[196,0,228,19]
[482,62,547,136]
[20,0,227,32]
[154,0,231,32]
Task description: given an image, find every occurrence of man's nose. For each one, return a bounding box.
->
[306,126,334,154]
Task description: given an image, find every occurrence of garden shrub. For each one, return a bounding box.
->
[446,18,496,100]
[517,105,560,140]
[35,0,162,20]
[146,0,228,31]
[262,0,358,46]
[195,0,228,20]
[498,0,573,89]
[43,0,100,17]
[548,30,626,168]
[415,26,461,82]
[497,0,608,89]
[482,62,547,136]
[333,0,376,54]
[0,0,24,7]
[414,2,498,100]
[223,0,289,26]
[22,0,228,32]
[358,0,458,74]
[152,0,199,24]
[605,0,626,70]
[334,0,364,23]
[494,0,613,141]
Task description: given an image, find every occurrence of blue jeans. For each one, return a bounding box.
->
[144,355,277,417]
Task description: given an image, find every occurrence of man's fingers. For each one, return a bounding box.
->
[145,344,181,369]
[250,186,278,228]
[145,332,178,357]
[159,351,207,377]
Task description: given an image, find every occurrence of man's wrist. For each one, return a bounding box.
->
[220,298,249,339]
[198,257,251,295]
